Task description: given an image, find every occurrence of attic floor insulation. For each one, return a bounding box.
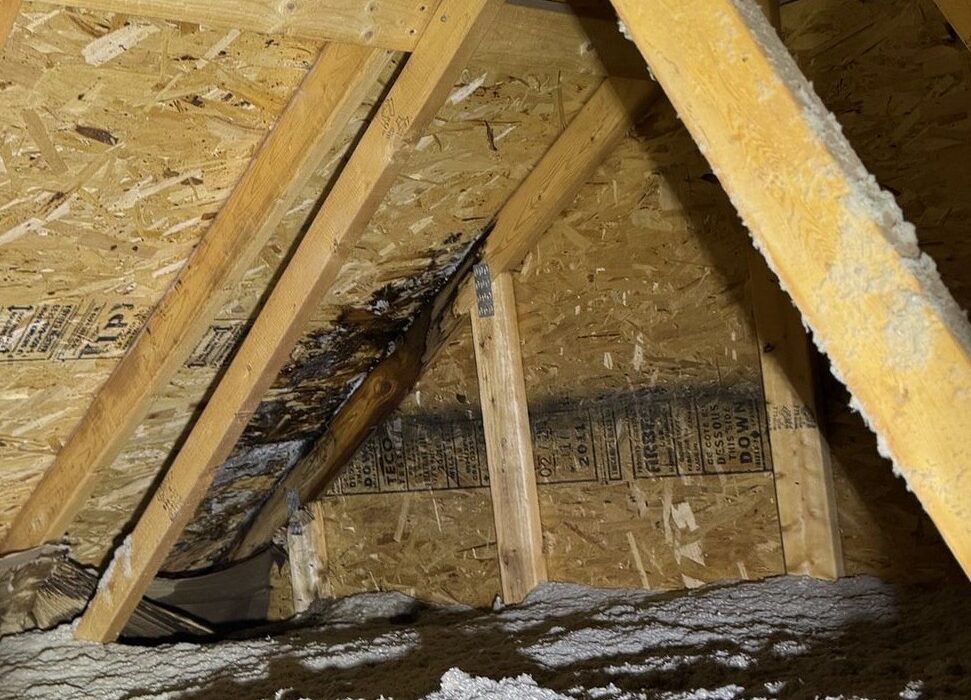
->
[1,575,969,699]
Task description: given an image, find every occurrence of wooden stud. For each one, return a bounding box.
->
[0,43,391,555]
[470,269,546,603]
[44,0,646,78]
[75,0,505,642]
[749,0,843,578]
[934,0,971,52]
[0,0,21,50]
[750,255,844,578]
[287,500,330,614]
[231,77,660,560]
[611,0,971,578]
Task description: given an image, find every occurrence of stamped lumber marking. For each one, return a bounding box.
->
[328,387,771,496]
[0,298,245,369]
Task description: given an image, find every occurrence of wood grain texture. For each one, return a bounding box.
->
[611,0,971,578]
[749,0,843,579]
[452,77,660,314]
[74,0,505,642]
[232,311,430,559]
[287,501,329,613]
[231,76,658,559]
[46,0,646,77]
[0,43,390,555]
[935,0,971,52]
[750,252,844,578]
[470,271,547,603]
[0,0,20,50]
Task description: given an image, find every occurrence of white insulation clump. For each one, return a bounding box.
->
[95,534,134,595]
[1,576,969,699]
[717,0,971,488]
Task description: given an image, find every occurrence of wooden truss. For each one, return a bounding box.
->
[612,0,971,576]
[0,0,968,641]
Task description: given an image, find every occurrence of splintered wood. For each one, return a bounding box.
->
[317,113,787,601]
[0,2,602,571]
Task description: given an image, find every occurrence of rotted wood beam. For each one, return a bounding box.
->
[75,0,506,643]
[0,43,391,555]
[232,76,660,560]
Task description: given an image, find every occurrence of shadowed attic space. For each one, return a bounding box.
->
[0,0,971,697]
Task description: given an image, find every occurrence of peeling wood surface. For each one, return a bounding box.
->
[233,76,657,562]
[0,1,602,570]
[74,0,508,642]
[314,0,971,603]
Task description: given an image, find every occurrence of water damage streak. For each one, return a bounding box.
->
[166,233,481,570]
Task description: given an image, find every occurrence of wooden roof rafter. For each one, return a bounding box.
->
[749,0,843,579]
[74,0,507,643]
[0,42,392,556]
[611,0,971,578]
[231,76,661,560]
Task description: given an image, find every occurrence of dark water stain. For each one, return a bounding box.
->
[174,230,488,568]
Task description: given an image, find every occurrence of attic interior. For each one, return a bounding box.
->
[1,0,970,697]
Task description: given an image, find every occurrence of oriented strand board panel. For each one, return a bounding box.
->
[319,114,787,603]
[511,115,784,590]
[318,0,971,601]
[0,0,603,570]
[0,2,320,543]
[70,60,600,570]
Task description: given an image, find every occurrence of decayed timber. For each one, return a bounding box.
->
[0,0,20,49]
[75,0,506,643]
[611,0,971,577]
[287,501,330,613]
[0,44,390,555]
[749,0,843,578]
[46,0,645,77]
[470,269,547,603]
[232,310,432,559]
[232,77,660,559]
[935,0,971,52]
